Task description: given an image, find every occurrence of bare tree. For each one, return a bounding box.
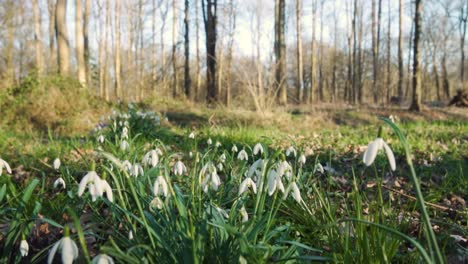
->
[195,0,201,100]
[397,0,404,103]
[202,0,218,103]
[307,0,318,104]
[84,0,91,84]
[172,0,179,97]
[115,0,122,99]
[458,2,467,89]
[32,0,44,75]
[76,0,86,86]
[225,0,236,106]
[296,0,304,102]
[371,0,382,104]
[409,0,422,111]
[48,0,56,72]
[275,0,287,105]
[184,0,191,99]
[56,0,70,75]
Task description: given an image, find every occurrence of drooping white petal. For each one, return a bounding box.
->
[363,139,380,166]
[207,138,213,145]
[100,179,113,202]
[78,171,99,197]
[153,176,168,197]
[20,240,29,257]
[232,145,238,152]
[92,254,115,264]
[240,206,248,222]
[188,132,195,139]
[53,178,66,189]
[299,154,306,165]
[253,143,263,155]
[267,170,278,196]
[286,146,296,157]
[47,239,61,264]
[211,172,221,191]
[0,158,12,175]
[276,176,285,193]
[291,182,302,203]
[53,158,61,170]
[150,197,164,210]
[248,159,263,178]
[61,237,79,264]
[128,231,134,240]
[382,141,396,171]
[173,161,186,176]
[239,178,257,195]
[120,140,129,151]
[237,150,248,161]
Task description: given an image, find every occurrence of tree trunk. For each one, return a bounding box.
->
[55,0,70,75]
[202,0,218,103]
[83,0,91,85]
[195,0,201,100]
[104,0,110,101]
[115,0,122,99]
[172,0,179,97]
[296,0,304,103]
[442,55,450,99]
[33,0,44,75]
[275,0,287,105]
[409,0,422,111]
[372,0,382,104]
[307,0,317,104]
[184,0,191,99]
[225,0,236,107]
[397,0,404,103]
[76,0,86,86]
[459,5,467,90]
[386,0,391,104]
[48,0,56,72]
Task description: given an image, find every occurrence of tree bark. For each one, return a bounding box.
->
[172,0,179,97]
[307,0,317,104]
[184,0,191,99]
[296,0,304,103]
[195,0,201,100]
[76,0,86,86]
[55,0,70,75]
[397,0,404,103]
[202,0,218,103]
[83,0,91,85]
[48,0,56,72]
[275,0,287,105]
[459,4,467,90]
[115,0,122,99]
[33,0,44,75]
[409,0,422,111]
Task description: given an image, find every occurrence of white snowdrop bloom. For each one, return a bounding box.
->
[189,132,195,139]
[150,197,164,210]
[47,236,79,264]
[131,163,144,177]
[247,159,263,178]
[267,170,285,196]
[53,158,61,170]
[99,179,114,202]
[237,150,248,161]
[78,171,103,198]
[286,146,296,157]
[153,176,169,197]
[240,206,249,222]
[120,140,130,151]
[53,178,66,189]
[189,151,194,158]
[299,154,306,165]
[122,160,133,172]
[207,138,213,145]
[128,231,134,240]
[219,153,226,163]
[0,158,12,176]
[20,239,29,257]
[253,143,263,155]
[283,182,302,203]
[217,163,223,171]
[363,138,396,171]
[97,135,105,144]
[215,141,222,147]
[316,163,325,174]
[277,160,292,177]
[143,150,159,167]
[231,145,238,152]
[121,127,128,139]
[155,148,163,156]
[239,178,257,195]
[201,171,221,193]
[173,161,187,176]
[92,254,115,264]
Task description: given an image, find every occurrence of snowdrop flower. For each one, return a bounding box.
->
[201,171,221,193]
[122,160,133,172]
[99,179,114,202]
[142,150,159,167]
[283,182,302,203]
[78,171,102,198]
[20,239,28,257]
[316,163,325,174]
[363,138,396,171]
[277,160,292,177]
[207,138,213,145]
[53,158,61,170]
[153,176,169,197]
[92,254,114,264]
[299,154,306,165]
[268,170,285,196]
[247,159,263,178]
[121,127,128,139]
[231,145,238,152]
[215,206,229,219]
[173,161,187,176]
[128,231,134,240]
[286,146,296,157]
[219,153,226,163]
[253,143,263,155]
[154,148,163,156]
[217,163,223,171]
[237,150,248,161]
[53,178,66,189]
[97,135,105,144]
[0,158,12,176]
[150,197,164,210]
[120,140,130,151]
[47,233,78,264]
[239,178,257,195]
[240,206,248,222]
[130,163,143,177]
[215,141,222,148]
[189,132,195,139]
